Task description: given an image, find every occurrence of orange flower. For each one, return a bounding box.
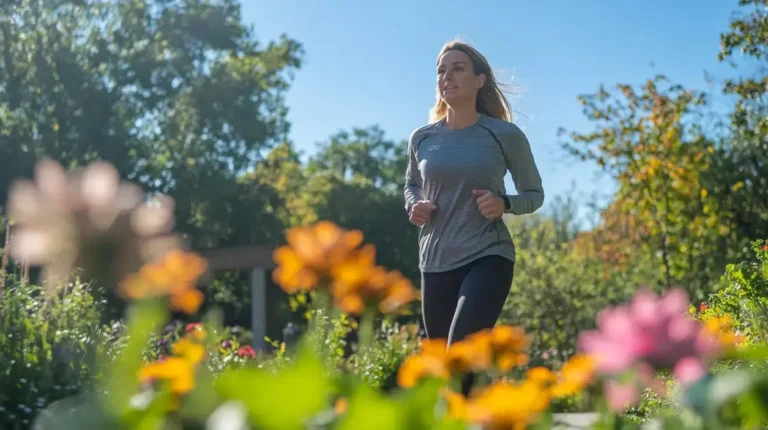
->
[334,293,365,316]
[446,333,492,374]
[488,325,530,372]
[330,244,377,293]
[453,380,551,429]
[139,357,195,396]
[702,314,745,350]
[118,250,207,314]
[524,354,596,398]
[334,397,348,415]
[331,262,418,316]
[172,337,205,364]
[272,246,320,293]
[272,221,364,292]
[377,271,420,314]
[443,388,469,421]
[139,320,210,398]
[526,367,557,385]
[169,289,204,314]
[272,220,419,317]
[453,325,530,373]
[551,354,596,398]
[397,339,450,388]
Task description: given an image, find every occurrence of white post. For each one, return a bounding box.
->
[250,267,268,351]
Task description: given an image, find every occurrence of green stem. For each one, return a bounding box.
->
[308,289,331,341]
[358,309,375,352]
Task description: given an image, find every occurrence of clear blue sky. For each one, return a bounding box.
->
[241,0,740,226]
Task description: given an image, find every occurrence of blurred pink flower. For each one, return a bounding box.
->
[6,159,181,293]
[604,379,640,412]
[578,288,718,386]
[674,356,707,386]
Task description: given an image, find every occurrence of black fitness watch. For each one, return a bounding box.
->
[501,194,511,212]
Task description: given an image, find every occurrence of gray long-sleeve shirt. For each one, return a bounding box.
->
[403,113,544,272]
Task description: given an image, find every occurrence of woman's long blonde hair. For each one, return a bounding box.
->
[429,39,514,123]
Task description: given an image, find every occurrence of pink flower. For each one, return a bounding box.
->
[185,322,203,332]
[237,345,256,359]
[604,380,640,412]
[578,288,717,385]
[674,356,707,386]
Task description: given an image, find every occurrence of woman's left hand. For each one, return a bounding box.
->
[472,189,505,219]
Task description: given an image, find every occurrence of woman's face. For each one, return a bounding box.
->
[437,50,485,107]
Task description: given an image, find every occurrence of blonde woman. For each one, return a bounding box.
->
[403,40,545,394]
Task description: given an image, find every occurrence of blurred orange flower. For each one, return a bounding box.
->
[119,249,207,314]
[272,221,418,316]
[171,337,206,365]
[397,339,450,388]
[446,380,550,429]
[139,357,195,396]
[551,354,596,398]
[272,221,364,292]
[445,334,492,374]
[522,354,596,398]
[332,262,419,316]
[702,314,745,350]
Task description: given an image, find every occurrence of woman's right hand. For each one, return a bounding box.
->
[409,200,437,227]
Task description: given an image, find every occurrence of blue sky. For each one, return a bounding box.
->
[241,0,741,225]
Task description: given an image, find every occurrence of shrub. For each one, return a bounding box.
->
[0,276,110,429]
[704,239,768,345]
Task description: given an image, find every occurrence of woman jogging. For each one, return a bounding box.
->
[403,39,545,395]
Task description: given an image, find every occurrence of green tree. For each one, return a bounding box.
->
[711,0,768,243]
[559,75,735,299]
[0,0,303,248]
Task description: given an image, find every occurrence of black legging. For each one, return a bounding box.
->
[421,254,515,395]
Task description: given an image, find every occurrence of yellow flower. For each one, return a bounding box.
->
[459,380,551,430]
[551,354,596,398]
[703,314,745,350]
[526,367,557,385]
[139,357,195,396]
[334,397,348,415]
[397,339,450,388]
[171,337,205,365]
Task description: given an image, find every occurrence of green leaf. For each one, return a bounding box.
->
[31,393,113,430]
[730,344,768,362]
[215,342,333,430]
[336,385,400,430]
[102,299,168,418]
[337,379,444,430]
